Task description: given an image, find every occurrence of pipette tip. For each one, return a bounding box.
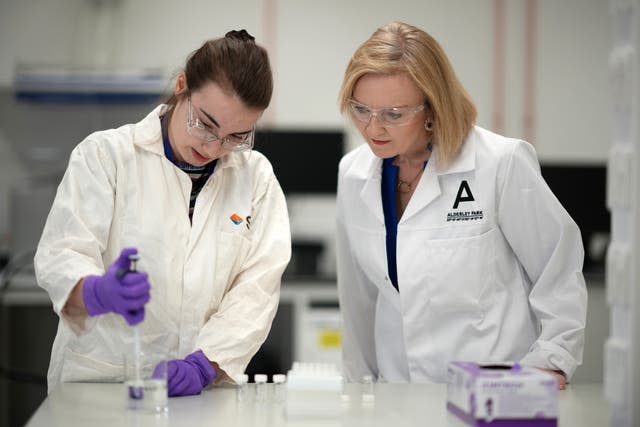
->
[128,384,144,399]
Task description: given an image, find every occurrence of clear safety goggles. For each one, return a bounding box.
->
[348,99,426,127]
[186,98,255,152]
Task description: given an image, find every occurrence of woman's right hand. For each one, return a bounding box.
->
[82,247,151,325]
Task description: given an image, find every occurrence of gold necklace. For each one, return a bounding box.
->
[396,142,432,193]
[397,168,423,193]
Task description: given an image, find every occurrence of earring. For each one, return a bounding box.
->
[424,119,433,131]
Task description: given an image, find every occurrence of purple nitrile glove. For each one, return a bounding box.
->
[167,350,217,397]
[82,247,151,326]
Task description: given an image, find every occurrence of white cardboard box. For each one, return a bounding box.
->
[447,361,558,426]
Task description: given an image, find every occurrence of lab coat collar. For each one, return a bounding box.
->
[132,105,166,156]
[132,105,248,169]
[434,128,476,175]
[400,130,476,222]
[399,146,442,222]
[354,128,478,225]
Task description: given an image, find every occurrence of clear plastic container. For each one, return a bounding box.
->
[254,374,268,403]
[123,346,169,413]
[236,373,249,403]
[273,374,287,403]
[362,374,375,404]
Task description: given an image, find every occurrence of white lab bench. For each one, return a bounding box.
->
[1,274,609,426]
[24,382,609,427]
[0,274,340,425]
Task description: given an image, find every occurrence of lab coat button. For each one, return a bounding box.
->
[384,276,389,281]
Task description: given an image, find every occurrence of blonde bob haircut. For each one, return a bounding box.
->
[339,22,477,166]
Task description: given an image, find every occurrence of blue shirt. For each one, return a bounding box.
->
[381,158,400,290]
[161,114,216,221]
[381,149,430,291]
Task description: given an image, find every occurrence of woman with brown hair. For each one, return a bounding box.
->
[35,30,291,396]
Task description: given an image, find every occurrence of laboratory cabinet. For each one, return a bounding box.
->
[0,287,57,427]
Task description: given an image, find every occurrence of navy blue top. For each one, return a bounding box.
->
[381,158,401,290]
[161,114,216,221]
[381,148,431,291]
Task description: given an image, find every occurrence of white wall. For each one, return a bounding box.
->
[0,0,612,269]
[0,0,611,156]
[0,0,613,385]
[537,0,612,163]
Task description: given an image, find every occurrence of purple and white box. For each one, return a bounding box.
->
[447,361,558,427]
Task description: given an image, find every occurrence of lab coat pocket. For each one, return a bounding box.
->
[422,227,497,313]
[60,348,123,383]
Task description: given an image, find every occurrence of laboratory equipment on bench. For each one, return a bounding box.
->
[285,362,342,419]
[122,254,168,413]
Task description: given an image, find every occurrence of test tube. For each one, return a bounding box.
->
[362,374,375,404]
[272,374,287,403]
[236,374,249,403]
[254,374,268,403]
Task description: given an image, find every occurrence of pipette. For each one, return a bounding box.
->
[126,254,144,400]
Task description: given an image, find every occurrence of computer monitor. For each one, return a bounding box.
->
[253,130,345,194]
[540,163,610,273]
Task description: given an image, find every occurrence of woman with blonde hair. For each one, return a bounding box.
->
[336,21,586,389]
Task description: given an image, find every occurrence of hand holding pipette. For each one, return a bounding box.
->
[82,247,150,325]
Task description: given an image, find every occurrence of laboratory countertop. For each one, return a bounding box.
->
[25,382,609,427]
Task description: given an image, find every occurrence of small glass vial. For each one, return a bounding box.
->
[362,374,375,404]
[236,374,249,403]
[254,374,268,403]
[272,374,287,403]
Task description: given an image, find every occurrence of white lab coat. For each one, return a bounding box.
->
[35,105,291,392]
[336,125,587,383]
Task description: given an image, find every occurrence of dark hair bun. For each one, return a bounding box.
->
[225,29,255,42]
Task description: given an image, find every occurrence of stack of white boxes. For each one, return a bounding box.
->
[606,1,640,426]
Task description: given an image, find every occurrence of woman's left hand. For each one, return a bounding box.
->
[539,368,567,390]
[166,350,218,396]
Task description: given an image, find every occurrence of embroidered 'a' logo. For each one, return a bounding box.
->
[453,180,475,209]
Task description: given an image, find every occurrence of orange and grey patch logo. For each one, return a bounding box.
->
[230,213,243,225]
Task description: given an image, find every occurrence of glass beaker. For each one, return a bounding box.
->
[124,345,169,413]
